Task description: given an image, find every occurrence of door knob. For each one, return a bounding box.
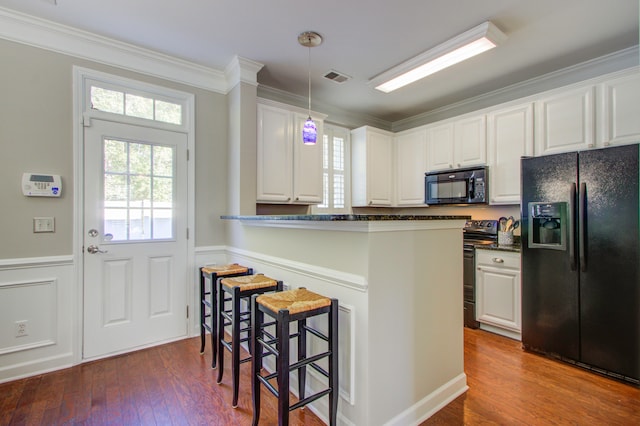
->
[87,245,108,254]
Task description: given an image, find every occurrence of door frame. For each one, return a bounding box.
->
[72,66,196,363]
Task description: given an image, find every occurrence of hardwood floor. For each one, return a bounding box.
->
[425,328,640,425]
[0,337,324,426]
[1,329,639,425]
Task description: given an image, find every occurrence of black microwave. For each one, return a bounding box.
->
[425,166,488,205]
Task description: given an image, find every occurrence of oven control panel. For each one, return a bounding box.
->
[464,220,498,235]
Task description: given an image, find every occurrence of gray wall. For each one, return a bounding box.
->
[0,38,228,259]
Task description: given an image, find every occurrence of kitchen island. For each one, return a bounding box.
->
[222,214,469,425]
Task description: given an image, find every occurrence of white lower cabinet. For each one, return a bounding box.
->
[476,249,521,340]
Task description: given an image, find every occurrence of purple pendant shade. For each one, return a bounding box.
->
[303,116,317,144]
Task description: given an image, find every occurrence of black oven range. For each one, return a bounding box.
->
[463,220,498,329]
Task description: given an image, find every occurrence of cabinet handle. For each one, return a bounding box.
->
[449,164,453,169]
[295,197,299,201]
[492,258,504,264]
[457,163,461,167]
[287,197,291,201]
[369,201,373,205]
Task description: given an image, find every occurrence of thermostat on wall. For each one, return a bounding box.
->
[22,173,62,197]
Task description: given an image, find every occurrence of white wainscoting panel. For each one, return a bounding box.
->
[0,256,74,383]
[0,279,57,355]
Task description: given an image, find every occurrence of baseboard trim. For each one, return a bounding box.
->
[383,373,468,426]
[0,352,74,384]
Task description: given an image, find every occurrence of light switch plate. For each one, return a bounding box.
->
[34,217,55,233]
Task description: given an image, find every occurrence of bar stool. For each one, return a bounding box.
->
[199,263,253,368]
[217,274,283,407]
[251,288,339,426]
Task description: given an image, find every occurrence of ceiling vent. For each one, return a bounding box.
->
[323,70,351,84]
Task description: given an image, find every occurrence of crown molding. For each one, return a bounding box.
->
[0,6,232,93]
[393,46,640,131]
[225,56,264,90]
[257,84,393,131]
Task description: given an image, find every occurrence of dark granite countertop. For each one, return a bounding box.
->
[221,214,471,221]
[477,243,521,253]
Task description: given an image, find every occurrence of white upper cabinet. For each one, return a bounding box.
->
[426,115,486,172]
[426,122,454,171]
[257,101,323,204]
[351,126,394,206]
[535,86,595,156]
[455,115,487,168]
[601,70,640,147]
[487,103,534,205]
[395,128,427,206]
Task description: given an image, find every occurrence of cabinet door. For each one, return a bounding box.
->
[487,103,533,205]
[476,251,521,333]
[601,71,640,147]
[455,115,486,168]
[395,129,427,206]
[257,104,292,202]
[292,113,323,203]
[367,130,393,205]
[426,122,454,171]
[535,86,595,155]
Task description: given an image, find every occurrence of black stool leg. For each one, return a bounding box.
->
[231,287,242,407]
[216,279,225,385]
[199,269,206,354]
[329,299,339,426]
[277,310,291,426]
[298,318,307,402]
[210,275,218,369]
[251,295,262,426]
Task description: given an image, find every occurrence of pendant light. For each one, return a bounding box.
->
[298,31,322,145]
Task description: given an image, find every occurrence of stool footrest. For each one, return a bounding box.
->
[290,388,332,411]
[289,351,330,374]
[257,337,279,357]
[203,323,212,333]
[301,324,328,342]
[257,375,279,397]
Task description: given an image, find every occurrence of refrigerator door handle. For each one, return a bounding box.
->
[579,182,587,272]
[569,183,577,271]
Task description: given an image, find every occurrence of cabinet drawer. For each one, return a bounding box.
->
[476,249,520,269]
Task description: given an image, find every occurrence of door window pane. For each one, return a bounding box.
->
[103,138,175,241]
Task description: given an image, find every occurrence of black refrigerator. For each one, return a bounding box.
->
[521,143,639,384]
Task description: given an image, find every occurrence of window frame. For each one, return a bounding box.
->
[312,123,351,214]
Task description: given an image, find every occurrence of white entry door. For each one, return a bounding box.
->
[83,119,188,359]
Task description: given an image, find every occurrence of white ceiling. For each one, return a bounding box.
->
[1,0,638,123]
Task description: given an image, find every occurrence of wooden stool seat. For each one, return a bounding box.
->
[217,274,282,407]
[221,274,280,292]
[202,263,251,276]
[256,288,331,315]
[251,287,338,425]
[199,263,252,368]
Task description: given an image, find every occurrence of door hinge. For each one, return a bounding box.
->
[187,149,190,161]
[187,228,189,240]
[186,305,189,319]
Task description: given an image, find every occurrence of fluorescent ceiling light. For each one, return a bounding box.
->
[370,21,507,93]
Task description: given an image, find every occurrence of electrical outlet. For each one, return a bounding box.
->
[15,320,28,337]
